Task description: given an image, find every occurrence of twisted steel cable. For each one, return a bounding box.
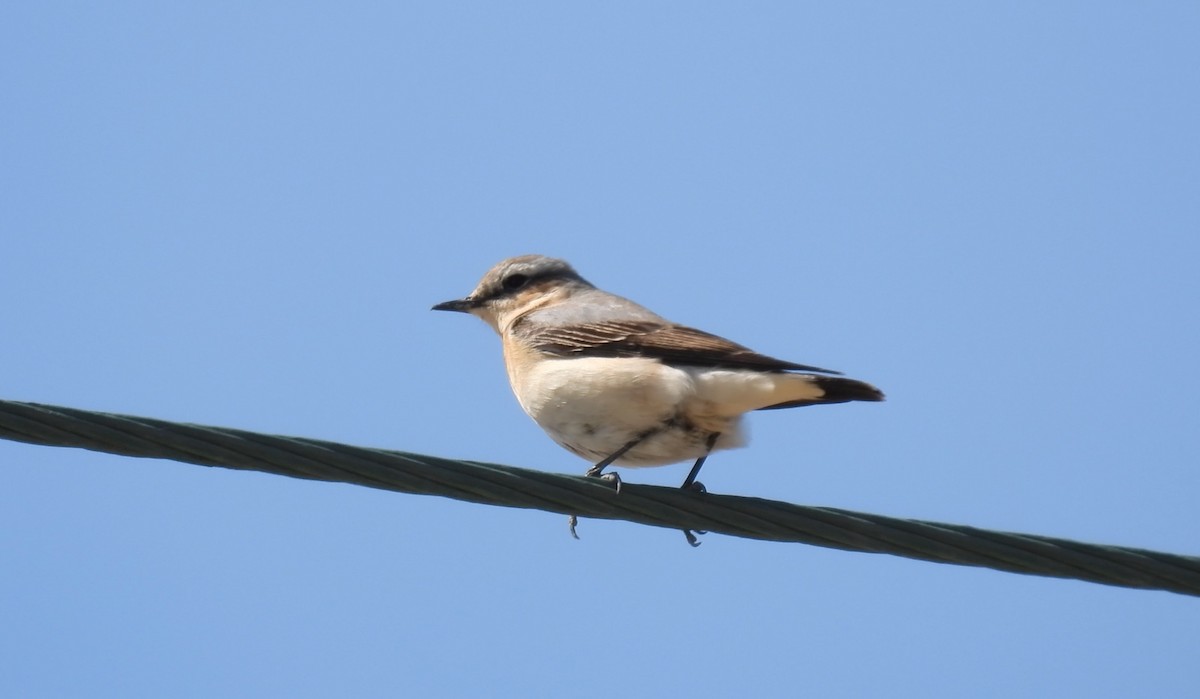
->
[2,399,1197,596]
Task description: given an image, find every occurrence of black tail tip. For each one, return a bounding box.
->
[815,376,885,403]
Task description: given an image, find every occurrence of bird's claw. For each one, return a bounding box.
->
[682,480,706,494]
[573,517,705,547]
[585,467,622,492]
[570,471,622,541]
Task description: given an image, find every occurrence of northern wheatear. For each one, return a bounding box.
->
[432,255,884,505]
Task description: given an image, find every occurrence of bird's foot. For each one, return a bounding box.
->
[682,529,705,547]
[682,480,706,494]
[584,467,622,493]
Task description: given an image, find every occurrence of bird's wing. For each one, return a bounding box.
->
[515,318,840,374]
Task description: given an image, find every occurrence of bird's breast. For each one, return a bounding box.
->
[509,354,687,426]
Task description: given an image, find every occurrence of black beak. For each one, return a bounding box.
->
[431,298,474,313]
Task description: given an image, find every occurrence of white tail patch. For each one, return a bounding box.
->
[686,369,824,415]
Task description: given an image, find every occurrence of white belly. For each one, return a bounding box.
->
[510,356,747,467]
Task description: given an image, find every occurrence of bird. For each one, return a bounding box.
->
[432,254,883,543]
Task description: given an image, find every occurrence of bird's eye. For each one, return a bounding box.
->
[502,274,529,290]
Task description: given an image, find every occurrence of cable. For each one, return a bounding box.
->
[2,398,1197,596]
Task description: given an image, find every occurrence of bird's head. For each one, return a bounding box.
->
[432,254,592,333]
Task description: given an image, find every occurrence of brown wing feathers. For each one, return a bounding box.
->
[517,319,842,375]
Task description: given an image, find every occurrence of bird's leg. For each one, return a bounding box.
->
[680,432,719,492]
[584,428,660,491]
[570,429,661,540]
[585,434,644,476]
[678,432,719,547]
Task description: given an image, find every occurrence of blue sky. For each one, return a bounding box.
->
[3,3,1198,697]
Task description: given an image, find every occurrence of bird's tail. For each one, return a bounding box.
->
[756,374,885,410]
